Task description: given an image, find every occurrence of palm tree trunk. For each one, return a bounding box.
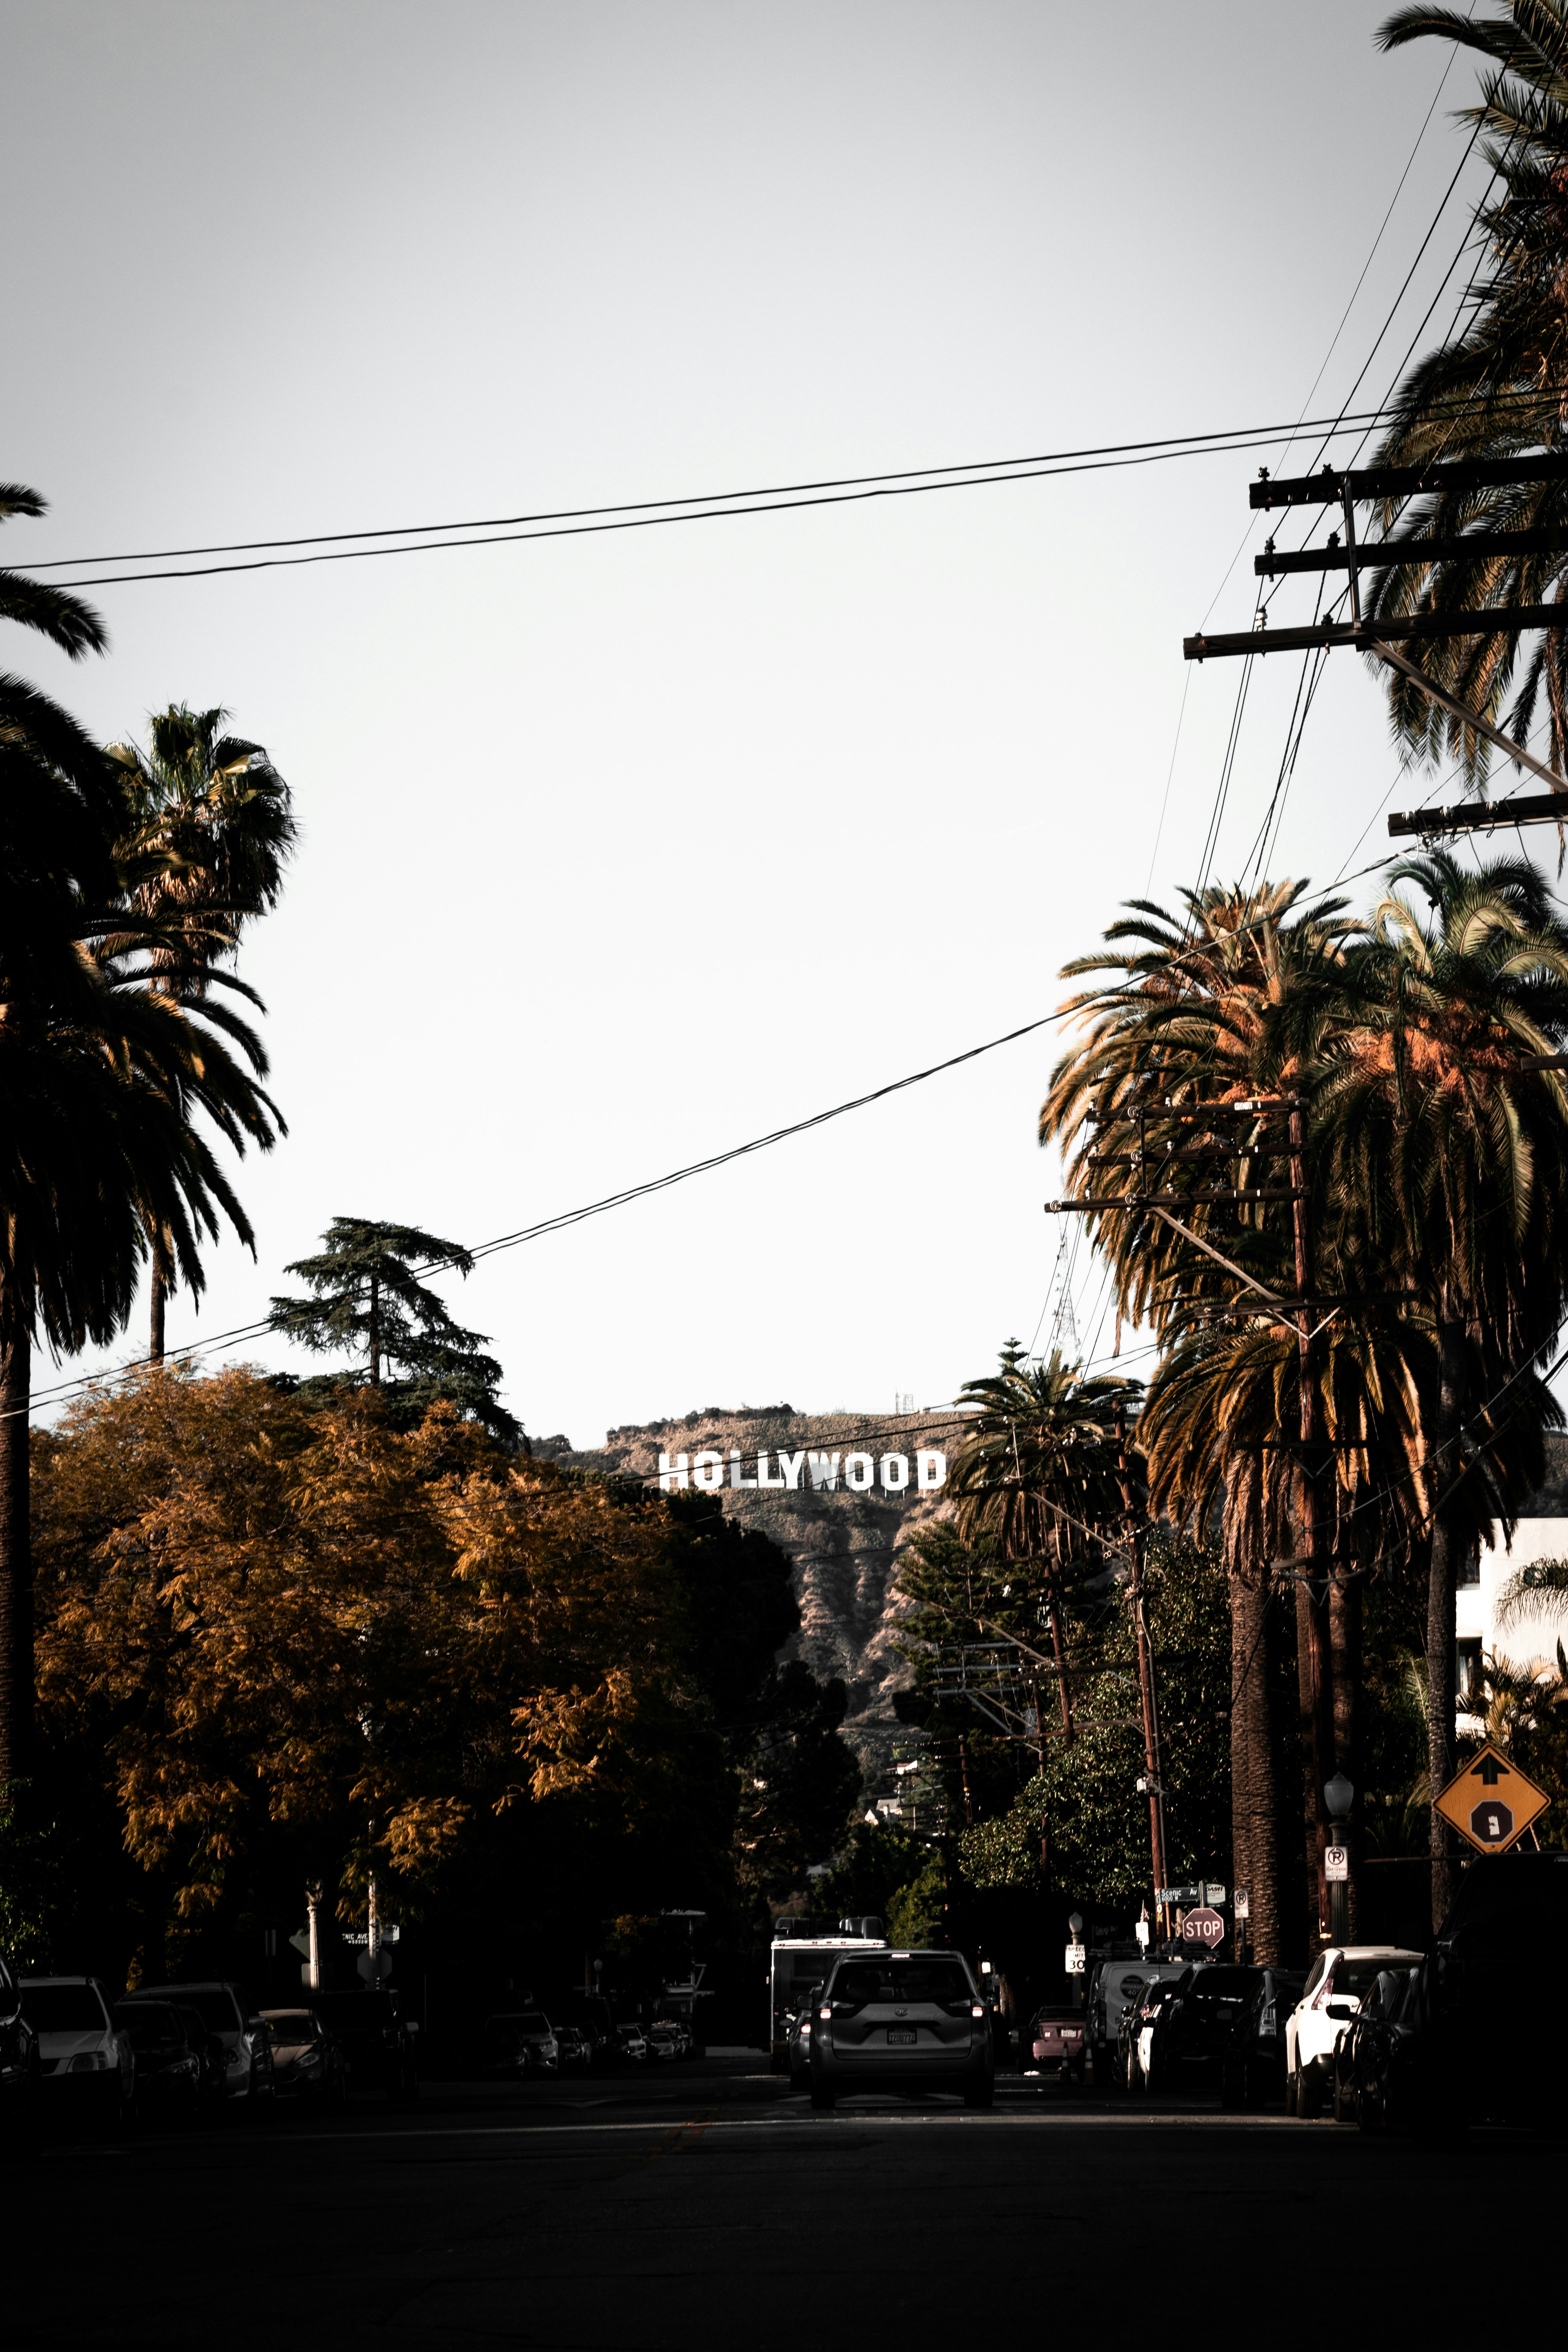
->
[1295,1573,1329,1950]
[1329,1570,1362,1939]
[0,1304,32,1786]
[1230,1566,1280,1964]
[149,1245,167,1364]
[368,1272,381,1385]
[1426,1316,1465,1931]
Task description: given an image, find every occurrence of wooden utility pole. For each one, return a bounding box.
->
[1116,1399,1167,1934]
[1288,1096,1333,1942]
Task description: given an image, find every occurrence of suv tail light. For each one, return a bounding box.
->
[971,2004,984,2018]
[818,2006,831,2022]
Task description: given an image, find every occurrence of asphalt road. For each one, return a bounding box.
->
[13,2055,1551,2348]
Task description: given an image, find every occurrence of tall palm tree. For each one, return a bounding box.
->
[0,489,282,1784]
[106,706,296,1357]
[1364,3,1568,780]
[1319,848,1568,1918]
[946,1345,1140,1740]
[1041,879,1368,1953]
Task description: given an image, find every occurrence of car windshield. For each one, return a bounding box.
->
[23,1985,107,2033]
[1187,1969,1257,2000]
[142,1989,238,2034]
[265,2014,316,2042]
[831,1960,970,2005]
[1336,1956,1406,1999]
[114,2004,181,2047]
[307,1994,396,2029]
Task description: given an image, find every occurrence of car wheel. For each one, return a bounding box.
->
[963,2075,995,2111]
[1284,2067,1298,2118]
[808,2084,835,2112]
[1298,2063,1322,2119]
[1357,2084,1383,2136]
[1219,2063,1238,2111]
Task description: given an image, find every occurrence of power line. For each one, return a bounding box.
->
[25,1005,1071,1419]
[14,412,1421,592]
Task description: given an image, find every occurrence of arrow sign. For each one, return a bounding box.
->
[1434,1743,1550,1854]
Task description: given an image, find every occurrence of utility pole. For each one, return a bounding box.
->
[1288,1096,1334,1942]
[1116,1399,1167,1936]
[307,1884,322,1992]
[368,1873,380,1974]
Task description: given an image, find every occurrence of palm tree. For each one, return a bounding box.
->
[0,489,282,1784]
[1318,849,1568,1918]
[1364,3,1568,779]
[1041,878,1371,1953]
[105,706,296,1357]
[945,1345,1140,1740]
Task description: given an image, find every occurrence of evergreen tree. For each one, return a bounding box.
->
[269,1217,521,1445]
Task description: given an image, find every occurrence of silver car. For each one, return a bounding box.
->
[21,1977,135,2126]
[807,1949,994,2111]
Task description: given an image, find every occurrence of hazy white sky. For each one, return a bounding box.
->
[5,1,1502,1444]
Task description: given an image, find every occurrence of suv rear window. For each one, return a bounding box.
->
[830,1960,971,2006]
[25,1984,109,2033]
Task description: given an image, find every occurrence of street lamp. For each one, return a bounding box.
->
[1323,1773,1354,1942]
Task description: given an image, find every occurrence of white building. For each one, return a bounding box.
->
[1460,1517,1568,1710]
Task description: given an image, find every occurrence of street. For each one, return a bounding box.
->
[13,2055,1547,2348]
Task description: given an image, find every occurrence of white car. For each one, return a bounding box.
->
[21,1976,136,2126]
[1285,1946,1423,2116]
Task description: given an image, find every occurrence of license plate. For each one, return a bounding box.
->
[887,2029,916,2045]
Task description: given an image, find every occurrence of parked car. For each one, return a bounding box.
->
[1121,1974,1187,2093]
[1092,1960,1189,2089]
[22,1977,136,2127]
[1156,1965,1263,2085]
[303,1990,417,2100]
[554,2024,592,2072]
[807,1948,993,2112]
[112,2000,218,2126]
[0,1950,38,2129]
[1219,1969,1306,2109]
[122,1980,273,2106]
[614,2023,648,2063]
[1383,1849,1568,2131]
[1328,1966,1418,2129]
[653,2018,691,2059]
[481,2014,538,2079]
[787,1987,824,2088]
[1284,1945,1422,2116]
[646,2023,679,2062]
[259,2008,348,2109]
[1025,2005,1086,2085]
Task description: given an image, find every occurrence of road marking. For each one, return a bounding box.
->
[261,2108,1321,2147]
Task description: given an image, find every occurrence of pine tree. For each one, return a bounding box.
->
[269,1218,521,1445]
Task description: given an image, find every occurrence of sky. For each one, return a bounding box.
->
[4,0,1507,1446]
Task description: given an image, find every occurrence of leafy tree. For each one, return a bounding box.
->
[269,1217,521,1445]
[106,704,296,1357]
[733,1662,862,1898]
[954,1531,1232,1908]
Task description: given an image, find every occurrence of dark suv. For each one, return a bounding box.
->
[304,1990,418,2101]
[0,1951,38,2127]
[807,1949,992,2111]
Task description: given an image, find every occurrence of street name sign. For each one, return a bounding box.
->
[1180,1906,1225,1947]
[1435,1744,1549,1853]
[1157,1886,1201,1906]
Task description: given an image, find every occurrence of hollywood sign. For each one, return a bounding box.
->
[658,1446,947,1496]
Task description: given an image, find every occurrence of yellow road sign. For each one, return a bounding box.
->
[1434,1744,1550,1854]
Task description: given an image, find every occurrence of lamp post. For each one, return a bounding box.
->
[1323,1772,1353,1944]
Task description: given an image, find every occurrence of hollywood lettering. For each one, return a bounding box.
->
[658,1447,947,1495]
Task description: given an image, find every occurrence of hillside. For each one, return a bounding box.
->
[534,1405,964,1771]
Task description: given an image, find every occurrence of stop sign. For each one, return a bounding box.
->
[1180,1906,1225,1947]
